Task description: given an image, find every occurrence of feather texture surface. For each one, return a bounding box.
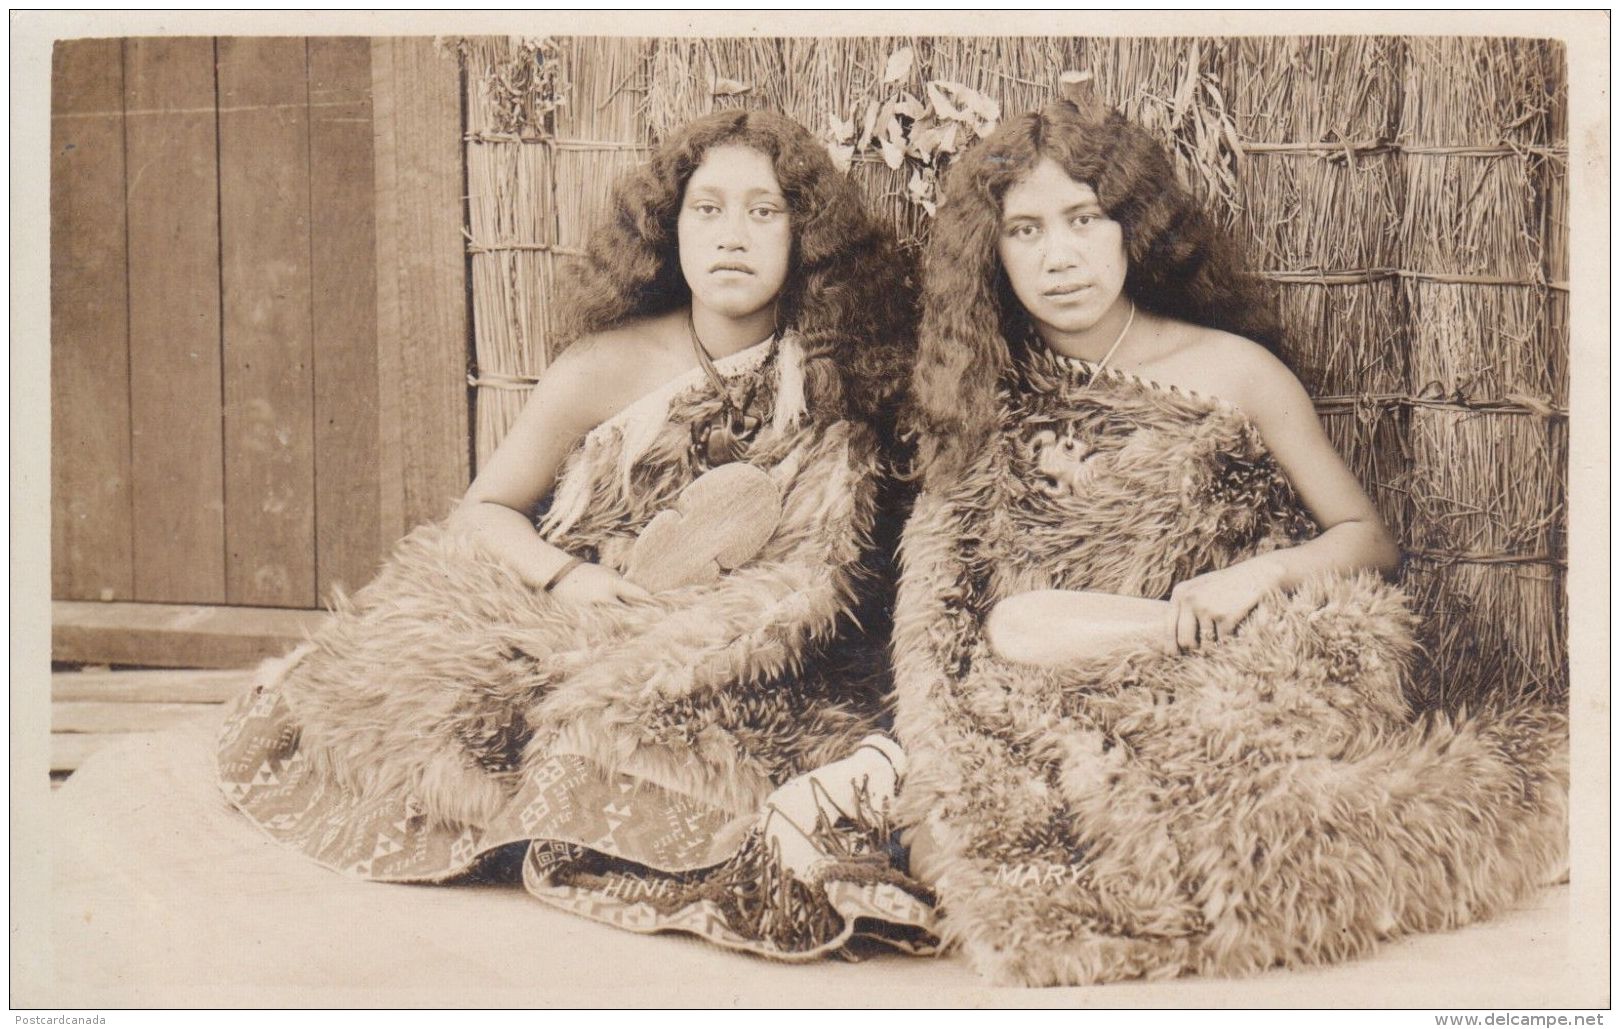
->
[892,350,1569,986]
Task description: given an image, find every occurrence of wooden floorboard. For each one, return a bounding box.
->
[52,601,325,669]
[49,668,243,780]
[52,667,255,704]
[53,701,221,735]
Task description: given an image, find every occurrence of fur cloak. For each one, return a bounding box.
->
[891,348,1569,986]
[218,338,936,959]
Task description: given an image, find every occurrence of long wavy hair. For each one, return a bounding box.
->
[558,109,914,432]
[910,99,1282,484]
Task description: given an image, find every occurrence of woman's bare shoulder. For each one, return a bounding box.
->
[1173,326,1305,412]
[549,314,678,380]
[556,316,675,374]
[539,312,690,423]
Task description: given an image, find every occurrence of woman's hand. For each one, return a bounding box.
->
[1168,553,1283,653]
[759,738,904,880]
[549,561,654,605]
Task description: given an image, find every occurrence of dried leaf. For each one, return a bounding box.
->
[881,109,907,145]
[882,46,914,84]
[880,135,905,170]
[858,99,881,150]
[936,121,961,154]
[827,112,856,144]
[1194,107,1212,161]
[712,77,751,96]
[826,142,855,175]
[910,123,944,162]
[875,99,897,133]
[946,80,989,117]
[907,168,928,199]
[1221,118,1245,168]
[960,84,1001,124]
[908,168,938,216]
[926,81,967,122]
[892,91,928,121]
[928,80,1001,136]
[1170,69,1197,128]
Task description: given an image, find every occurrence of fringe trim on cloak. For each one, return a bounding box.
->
[217,335,936,959]
[891,352,1569,986]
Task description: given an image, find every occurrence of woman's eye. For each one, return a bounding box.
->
[1009,223,1040,240]
[750,206,781,220]
[693,201,721,215]
[1073,214,1096,227]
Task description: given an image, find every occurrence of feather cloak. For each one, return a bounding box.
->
[218,338,936,959]
[891,348,1569,986]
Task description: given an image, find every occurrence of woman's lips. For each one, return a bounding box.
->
[1044,283,1090,298]
[710,264,755,276]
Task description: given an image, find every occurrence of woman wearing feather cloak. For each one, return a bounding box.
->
[890,98,1570,986]
[218,109,936,959]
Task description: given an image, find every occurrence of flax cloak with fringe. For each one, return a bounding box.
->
[891,348,1568,986]
[218,338,937,959]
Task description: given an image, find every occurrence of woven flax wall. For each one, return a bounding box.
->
[458,36,1569,711]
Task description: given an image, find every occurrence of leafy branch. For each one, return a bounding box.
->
[820,46,1002,216]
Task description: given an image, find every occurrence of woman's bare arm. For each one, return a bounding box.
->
[1235,342,1401,586]
[451,336,652,602]
[1168,337,1399,650]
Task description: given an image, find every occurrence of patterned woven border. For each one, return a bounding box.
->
[218,683,938,958]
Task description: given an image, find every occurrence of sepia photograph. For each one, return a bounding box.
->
[11,9,1609,1013]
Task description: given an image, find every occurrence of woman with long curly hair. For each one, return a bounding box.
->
[890,99,1568,985]
[217,110,936,959]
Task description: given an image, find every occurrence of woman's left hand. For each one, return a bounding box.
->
[1168,554,1284,653]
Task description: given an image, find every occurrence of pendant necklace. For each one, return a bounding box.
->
[1080,300,1136,386]
[1033,301,1136,497]
[688,310,772,468]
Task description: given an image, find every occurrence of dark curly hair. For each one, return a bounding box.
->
[910,100,1282,484]
[558,109,915,433]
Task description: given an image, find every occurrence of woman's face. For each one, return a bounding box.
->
[677,144,793,323]
[996,157,1130,349]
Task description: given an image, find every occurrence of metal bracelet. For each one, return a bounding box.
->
[542,556,585,592]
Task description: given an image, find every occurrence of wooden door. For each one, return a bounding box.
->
[50,36,470,613]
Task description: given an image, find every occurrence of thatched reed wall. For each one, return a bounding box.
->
[457,35,1569,711]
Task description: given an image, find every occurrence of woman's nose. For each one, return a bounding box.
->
[717,211,748,250]
[1043,229,1081,271]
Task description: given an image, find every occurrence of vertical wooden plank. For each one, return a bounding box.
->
[371,37,471,545]
[308,37,381,599]
[124,37,226,604]
[371,39,406,552]
[217,37,316,607]
[50,39,132,601]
